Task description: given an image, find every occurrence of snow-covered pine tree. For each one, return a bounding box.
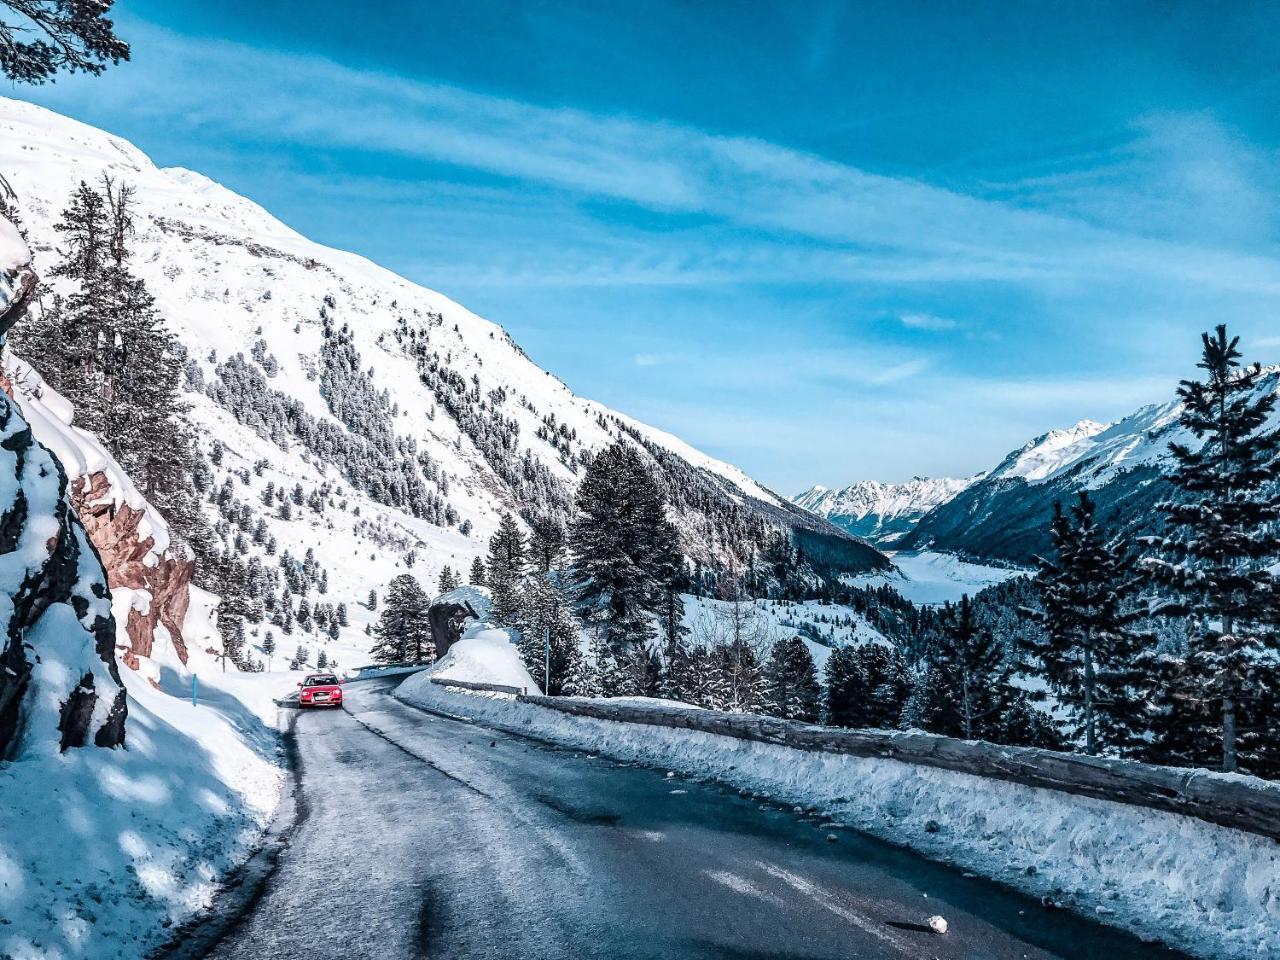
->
[260,630,276,670]
[528,513,567,573]
[1025,491,1149,755]
[514,572,582,695]
[932,595,1012,740]
[486,512,526,626]
[438,564,459,593]
[823,645,861,726]
[898,665,947,733]
[763,636,821,722]
[569,441,681,652]
[1142,325,1280,773]
[370,574,434,665]
[469,556,486,586]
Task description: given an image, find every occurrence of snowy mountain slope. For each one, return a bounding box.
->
[792,476,976,545]
[901,370,1280,564]
[0,97,885,669]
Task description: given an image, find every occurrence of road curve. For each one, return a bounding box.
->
[188,679,1189,960]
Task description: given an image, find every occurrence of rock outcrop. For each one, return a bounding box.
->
[428,599,480,661]
[70,471,194,666]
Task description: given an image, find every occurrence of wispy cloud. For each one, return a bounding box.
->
[898,311,959,331]
[633,351,684,367]
[40,23,1280,300]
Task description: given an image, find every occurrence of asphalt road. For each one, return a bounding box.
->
[190,679,1189,960]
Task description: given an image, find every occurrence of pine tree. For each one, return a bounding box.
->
[1143,326,1280,773]
[528,514,567,573]
[370,574,434,665]
[438,564,459,593]
[486,512,526,626]
[367,589,377,611]
[1026,491,1149,755]
[899,666,947,733]
[336,602,349,627]
[931,595,1011,740]
[763,636,821,722]
[514,573,582,695]
[823,646,861,726]
[469,556,486,586]
[0,0,130,83]
[569,441,682,652]
[261,631,276,671]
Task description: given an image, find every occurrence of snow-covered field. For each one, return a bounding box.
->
[394,680,1279,960]
[851,550,1025,605]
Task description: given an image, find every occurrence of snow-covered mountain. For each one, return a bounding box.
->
[792,476,976,545]
[900,372,1280,564]
[0,97,884,673]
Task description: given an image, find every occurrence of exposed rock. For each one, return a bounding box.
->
[428,599,479,660]
[70,471,194,665]
[0,385,126,756]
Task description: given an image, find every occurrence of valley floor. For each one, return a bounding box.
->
[178,678,1186,960]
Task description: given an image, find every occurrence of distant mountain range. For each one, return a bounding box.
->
[791,477,977,546]
[799,368,1280,567]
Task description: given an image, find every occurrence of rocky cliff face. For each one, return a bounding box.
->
[70,472,194,669]
[0,229,126,756]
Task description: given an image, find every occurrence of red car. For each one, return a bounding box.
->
[297,673,344,708]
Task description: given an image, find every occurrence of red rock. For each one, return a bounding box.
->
[70,471,195,667]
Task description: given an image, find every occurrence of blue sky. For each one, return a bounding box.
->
[12,1,1280,492]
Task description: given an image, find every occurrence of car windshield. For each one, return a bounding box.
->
[304,676,338,687]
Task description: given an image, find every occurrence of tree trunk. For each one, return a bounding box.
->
[1222,615,1237,773]
[1084,640,1096,756]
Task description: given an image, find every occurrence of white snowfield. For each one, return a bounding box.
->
[849,550,1025,606]
[395,680,1280,960]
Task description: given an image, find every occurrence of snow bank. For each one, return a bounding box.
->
[393,683,1279,960]
[0,667,282,959]
[416,624,536,690]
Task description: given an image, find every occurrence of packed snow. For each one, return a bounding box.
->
[424,625,537,691]
[394,683,1280,960]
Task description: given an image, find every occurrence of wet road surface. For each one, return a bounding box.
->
[193,679,1189,960]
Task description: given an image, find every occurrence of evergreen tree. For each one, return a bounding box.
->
[437,564,459,593]
[469,556,486,586]
[899,666,947,733]
[1026,491,1149,755]
[932,595,1011,739]
[0,0,130,83]
[514,573,582,695]
[823,643,910,728]
[528,514,567,572]
[763,636,821,722]
[370,574,434,665]
[336,602,349,627]
[569,441,682,651]
[1143,326,1280,773]
[367,588,377,610]
[261,631,276,671]
[999,695,1064,750]
[486,512,526,626]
